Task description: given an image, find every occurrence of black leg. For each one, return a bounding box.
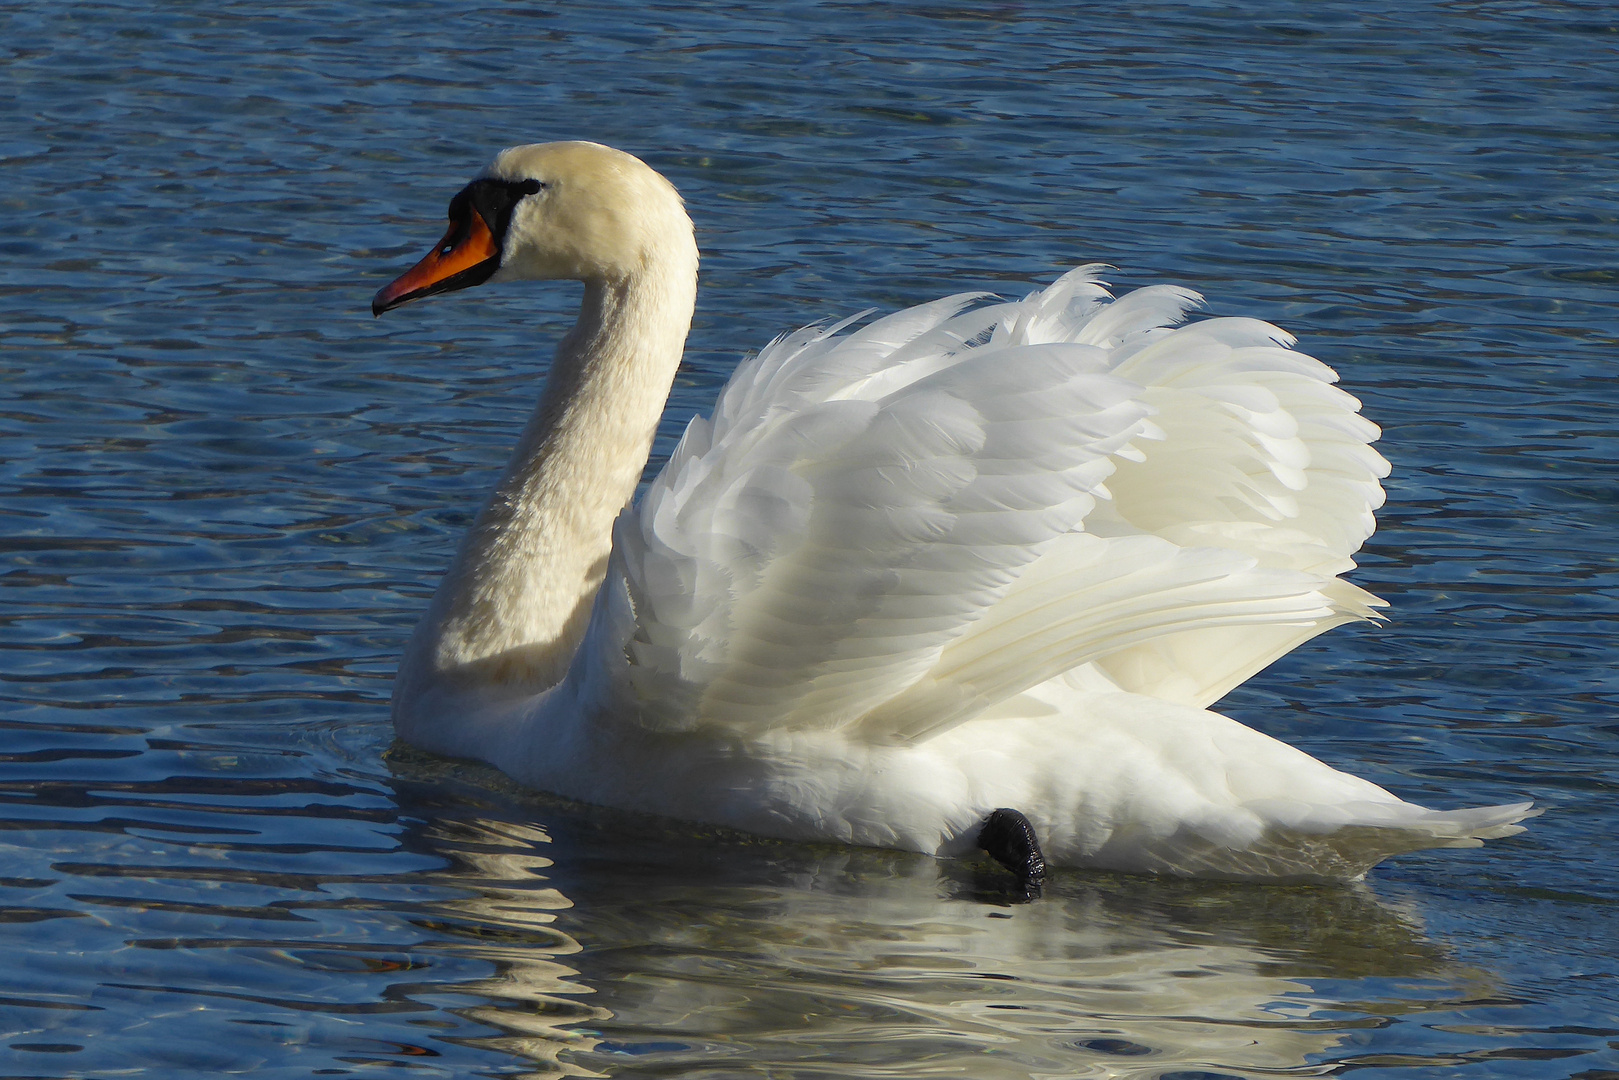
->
[977,808,1047,894]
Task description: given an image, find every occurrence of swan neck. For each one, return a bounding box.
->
[400,253,696,702]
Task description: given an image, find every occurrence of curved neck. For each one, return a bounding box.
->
[400,254,697,701]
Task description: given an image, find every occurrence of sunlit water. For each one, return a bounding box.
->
[2,1,1617,1076]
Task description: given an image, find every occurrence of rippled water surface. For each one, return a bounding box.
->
[3,1,1617,1076]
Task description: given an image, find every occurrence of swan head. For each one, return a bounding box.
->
[373,141,695,316]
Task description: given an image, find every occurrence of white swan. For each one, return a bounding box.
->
[374,141,1533,882]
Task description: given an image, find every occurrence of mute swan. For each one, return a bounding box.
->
[374,141,1533,885]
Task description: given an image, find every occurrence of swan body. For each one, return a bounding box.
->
[376,142,1533,880]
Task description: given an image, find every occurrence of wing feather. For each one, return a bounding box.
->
[607,269,1388,741]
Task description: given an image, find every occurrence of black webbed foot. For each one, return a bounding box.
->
[976,808,1047,897]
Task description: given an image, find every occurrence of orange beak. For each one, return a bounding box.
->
[372,209,502,316]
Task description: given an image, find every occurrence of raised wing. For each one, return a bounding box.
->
[600,268,1388,742]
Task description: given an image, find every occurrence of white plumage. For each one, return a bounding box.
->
[378,142,1533,881]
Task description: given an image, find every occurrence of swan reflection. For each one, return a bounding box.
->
[402,813,605,1078]
[392,762,1500,1079]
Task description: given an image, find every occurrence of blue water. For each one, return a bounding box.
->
[2,1,1616,1076]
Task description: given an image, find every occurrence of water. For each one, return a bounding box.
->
[2,0,1616,1075]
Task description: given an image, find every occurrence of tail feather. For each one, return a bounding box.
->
[1092,801,1538,881]
[1392,800,1540,843]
